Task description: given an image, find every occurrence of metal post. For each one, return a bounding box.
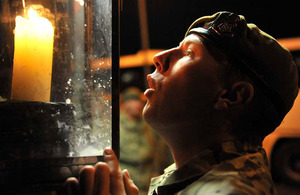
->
[137,0,152,88]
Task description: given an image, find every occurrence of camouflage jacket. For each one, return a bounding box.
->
[147,140,278,195]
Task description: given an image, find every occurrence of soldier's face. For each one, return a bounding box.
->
[123,99,144,119]
[143,34,223,132]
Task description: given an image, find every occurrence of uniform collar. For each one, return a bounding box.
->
[149,140,262,194]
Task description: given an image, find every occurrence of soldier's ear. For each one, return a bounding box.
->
[214,81,254,110]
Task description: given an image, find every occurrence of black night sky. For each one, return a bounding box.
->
[120,0,300,55]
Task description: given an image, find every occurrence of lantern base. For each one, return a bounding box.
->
[0,101,101,193]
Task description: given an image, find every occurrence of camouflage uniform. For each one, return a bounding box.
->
[120,112,172,195]
[120,87,173,195]
[119,111,154,195]
[148,140,278,195]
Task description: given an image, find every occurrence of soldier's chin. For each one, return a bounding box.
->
[142,103,151,121]
[142,103,157,127]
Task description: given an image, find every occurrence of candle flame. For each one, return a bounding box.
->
[15,6,54,39]
[28,7,38,20]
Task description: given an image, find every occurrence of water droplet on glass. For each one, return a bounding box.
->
[66,98,71,104]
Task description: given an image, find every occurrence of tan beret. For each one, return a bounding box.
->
[186,11,298,120]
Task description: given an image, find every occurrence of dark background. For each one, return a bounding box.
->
[119,1,300,91]
[120,0,300,55]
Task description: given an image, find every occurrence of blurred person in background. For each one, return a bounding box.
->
[120,87,172,195]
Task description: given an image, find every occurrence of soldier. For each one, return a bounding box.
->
[65,11,298,195]
[119,87,172,195]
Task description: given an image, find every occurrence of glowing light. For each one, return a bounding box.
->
[28,7,38,19]
[75,0,84,6]
[12,7,54,101]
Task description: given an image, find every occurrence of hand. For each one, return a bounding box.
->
[64,148,139,195]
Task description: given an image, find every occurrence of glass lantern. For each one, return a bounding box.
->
[0,0,119,193]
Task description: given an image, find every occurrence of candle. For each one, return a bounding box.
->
[11,7,54,102]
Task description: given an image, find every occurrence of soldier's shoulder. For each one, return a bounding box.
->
[177,153,277,195]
